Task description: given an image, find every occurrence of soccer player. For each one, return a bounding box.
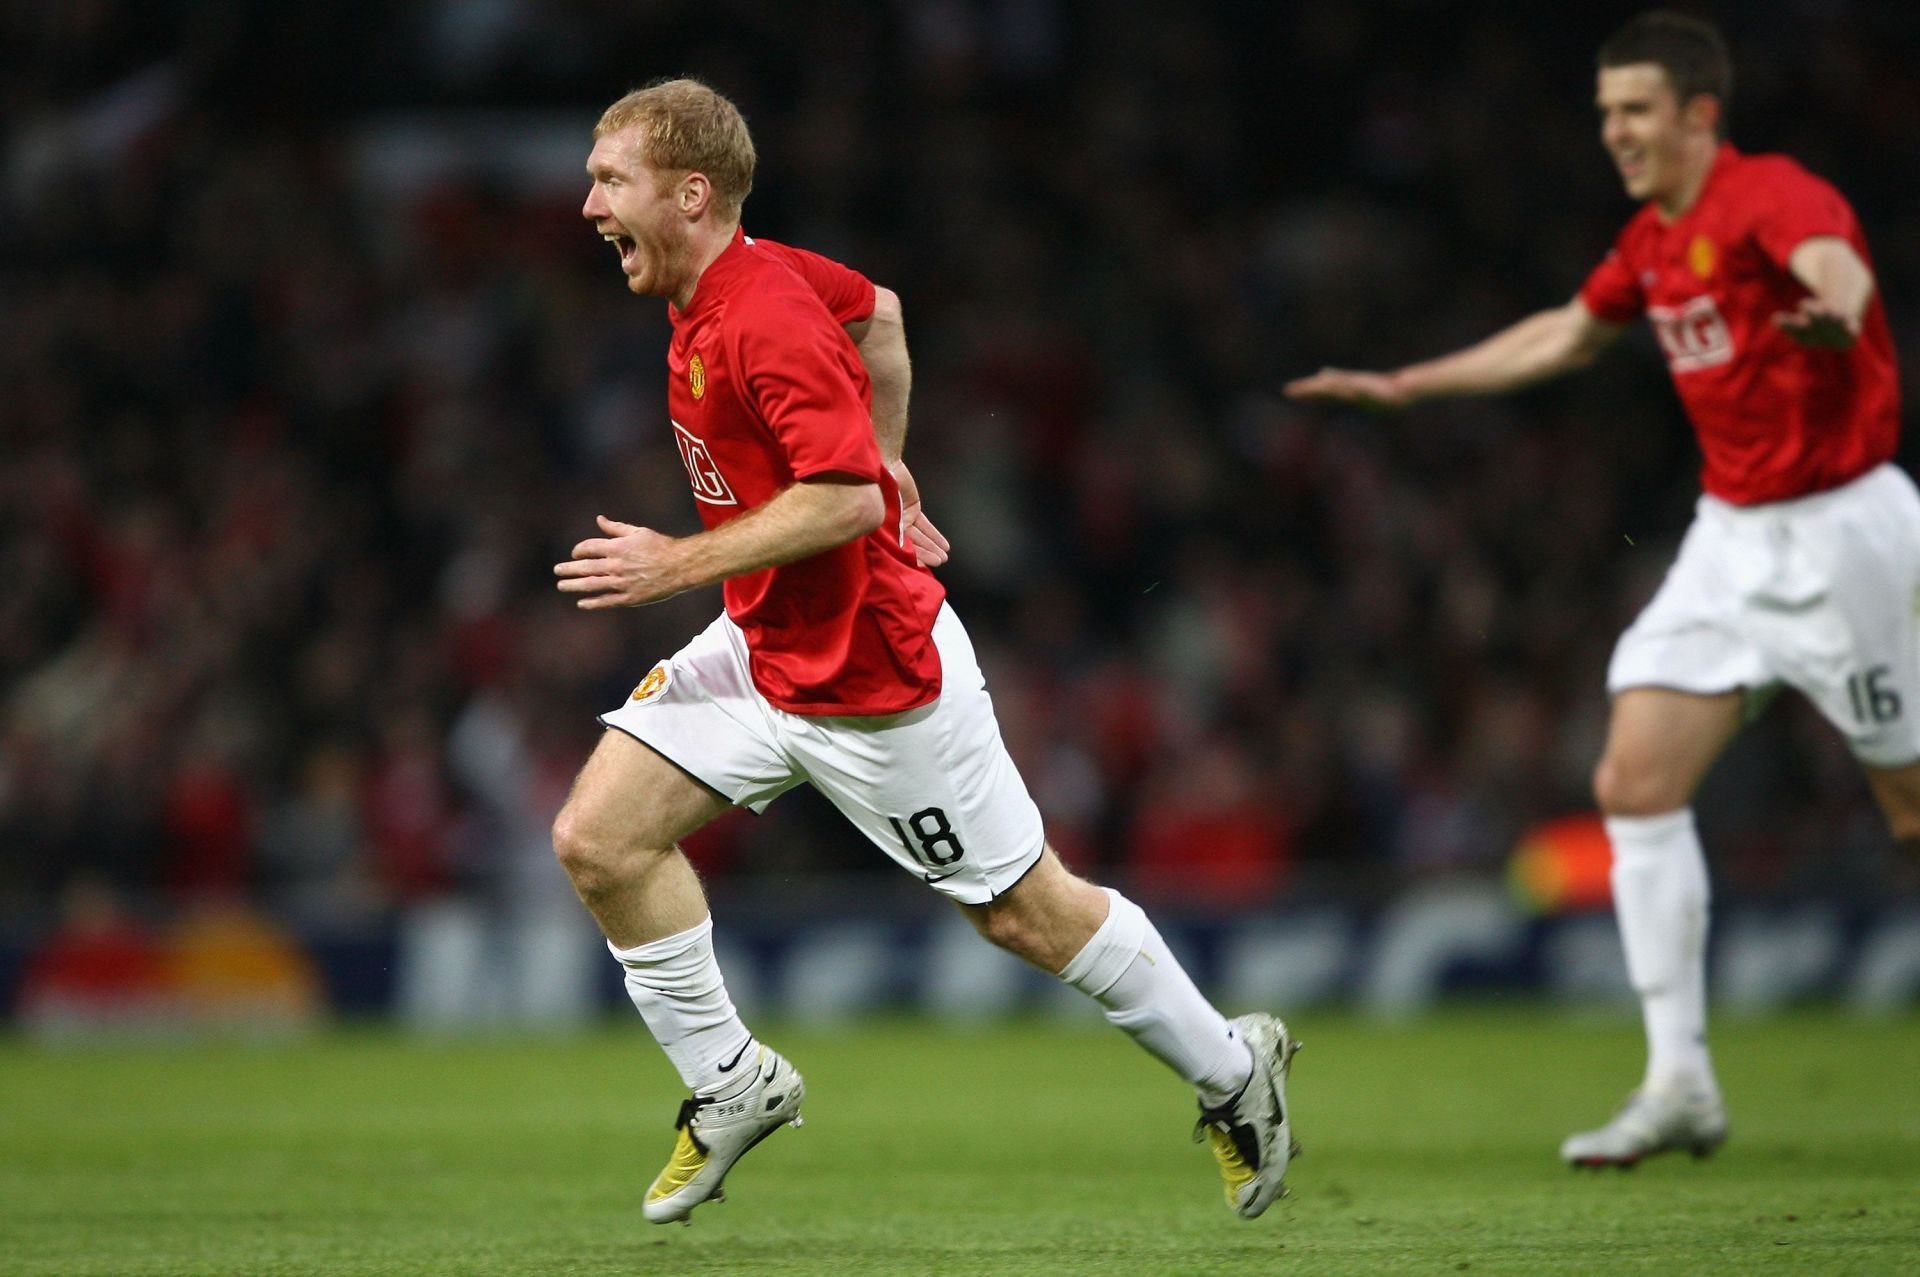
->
[552,78,1299,1223]
[1288,11,1914,1168]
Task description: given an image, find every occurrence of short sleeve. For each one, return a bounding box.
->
[736,297,886,484]
[1745,159,1857,269]
[1580,245,1645,326]
[753,239,878,326]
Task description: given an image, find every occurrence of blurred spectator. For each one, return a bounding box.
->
[362,705,464,902]
[1127,736,1294,905]
[0,0,1915,930]
[14,877,172,1040]
[258,743,373,918]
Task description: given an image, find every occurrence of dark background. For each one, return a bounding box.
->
[4,0,1918,933]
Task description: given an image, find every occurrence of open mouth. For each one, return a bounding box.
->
[601,231,639,269]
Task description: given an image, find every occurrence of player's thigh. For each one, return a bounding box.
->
[1607,506,1770,707]
[1594,686,1745,816]
[556,728,732,853]
[1843,469,1920,850]
[1776,470,1920,769]
[596,613,807,816]
[793,606,1046,905]
[1864,762,1920,849]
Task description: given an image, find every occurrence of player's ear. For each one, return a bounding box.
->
[680,172,713,218]
[1684,93,1722,136]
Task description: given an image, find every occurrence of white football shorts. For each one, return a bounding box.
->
[1609,463,1920,768]
[599,602,1046,904]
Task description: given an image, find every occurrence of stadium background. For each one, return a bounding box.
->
[4,0,1919,1032]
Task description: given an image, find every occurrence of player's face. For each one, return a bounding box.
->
[1596,64,1690,204]
[582,130,691,298]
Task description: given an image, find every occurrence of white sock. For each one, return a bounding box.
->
[608,918,755,1097]
[1058,888,1253,1106]
[1606,809,1715,1095]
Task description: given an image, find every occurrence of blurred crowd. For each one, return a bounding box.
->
[4,0,1919,928]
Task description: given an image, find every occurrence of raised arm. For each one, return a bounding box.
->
[844,285,949,566]
[554,480,884,610]
[1775,236,1875,349]
[1286,297,1628,411]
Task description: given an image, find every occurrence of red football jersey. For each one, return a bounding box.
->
[664,228,945,714]
[1581,144,1900,505]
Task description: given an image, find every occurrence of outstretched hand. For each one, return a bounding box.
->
[890,460,951,568]
[553,515,690,609]
[1283,368,1411,413]
[1773,296,1859,350]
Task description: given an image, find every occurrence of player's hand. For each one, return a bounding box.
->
[1773,296,1859,349]
[1283,368,1411,412]
[553,515,690,609]
[889,460,950,568]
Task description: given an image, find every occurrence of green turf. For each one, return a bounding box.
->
[2,1009,1916,1275]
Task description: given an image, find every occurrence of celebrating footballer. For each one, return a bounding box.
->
[1289,10,1914,1169]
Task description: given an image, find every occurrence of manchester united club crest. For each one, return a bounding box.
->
[689,352,707,400]
[630,663,670,701]
[1688,235,1717,281]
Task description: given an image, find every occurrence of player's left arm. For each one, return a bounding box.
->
[843,286,908,462]
[1775,236,1876,350]
[554,480,885,609]
[843,286,949,567]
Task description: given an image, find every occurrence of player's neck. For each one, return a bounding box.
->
[671,220,742,310]
[1652,138,1721,222]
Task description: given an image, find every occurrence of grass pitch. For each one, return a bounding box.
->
[2,1009,1916,1275]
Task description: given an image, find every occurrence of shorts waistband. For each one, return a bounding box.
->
[1699,462,1899,523]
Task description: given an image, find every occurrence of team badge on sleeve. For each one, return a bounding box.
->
[689,352,707,400]
[630,663,671,701]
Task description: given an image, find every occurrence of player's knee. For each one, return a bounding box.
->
[550,807,604,886]
[966,899,1041,959]
[550,807,646,898]
[1592,752,1685,817]
[1880,809,1920,858]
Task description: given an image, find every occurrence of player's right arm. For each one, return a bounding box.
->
[1285,298,1627,411]
[554,484,886,610]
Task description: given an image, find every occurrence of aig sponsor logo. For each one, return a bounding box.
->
[673,421,739,505]
[1649,295,1734,373]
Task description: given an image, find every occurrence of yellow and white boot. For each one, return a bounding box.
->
[1195,1013,1301,1219]
[643,1044,805,1225]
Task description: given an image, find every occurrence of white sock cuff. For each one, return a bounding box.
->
[1604,808,1696,855]
[608,916,714,967]
[1058,888,1149,998]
